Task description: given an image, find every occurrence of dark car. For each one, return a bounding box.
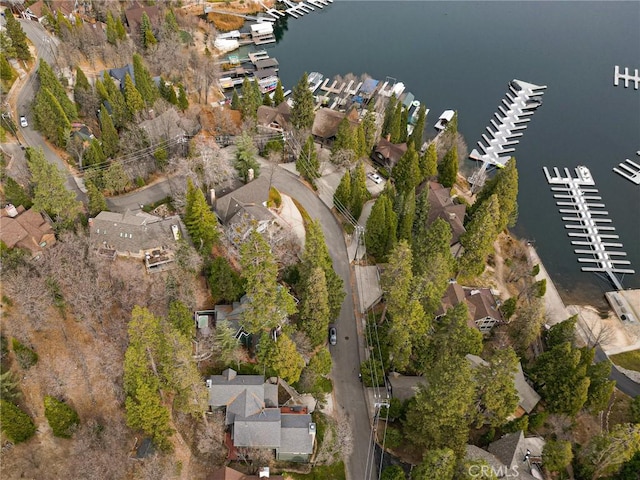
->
[329,326,337,346]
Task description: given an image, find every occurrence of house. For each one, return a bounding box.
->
[208,466,284,480]
[196,296,250,341]
[371,137,407,170]
[207,369,316,462]
[466,355,541,418]
[23,0,77,22]
[387,373,427,402]
[257,102,291,133]
[88,211,185,272]
[477,430,545,479]
[0,204,55,257]
[311,108,360,147]
[124,2,160,33]
[437,282,504,334]
[425,181,466,257]
[107,64,135,90]
[215,176,278,247]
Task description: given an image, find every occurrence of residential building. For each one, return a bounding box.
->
[311,108,359,147]
[257,102,291,133]
[0,204,55,257]
[88,211,185,272]
[208,466,283,480]
[466,355,541,418]
[23,0,77,22]
[424,181,467,257]
[124,2,160,33]
[371,137,407,170]
[207,369,316,462]
[437,282,504,334]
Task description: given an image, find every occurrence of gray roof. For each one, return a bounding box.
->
[89,211,183,256]
[465,445,506,473]
[255,58,279,70]
[264,383,279,408]
[215,175,270,224]
[514,363,541,414]
[226,389,265,425]
[426,181,467,245]
[387,374,427,402]
[488,431,526,469]
[279,414,314,455]
[233,408,281,448]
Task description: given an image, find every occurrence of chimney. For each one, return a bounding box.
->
[224,368,237,381]
[209,189,216,207]
[5,204,19,218]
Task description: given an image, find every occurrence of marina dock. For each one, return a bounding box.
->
[543,165,635,290]
[613,65,640,90]
[468,79,546,188]
[613,152,640,185]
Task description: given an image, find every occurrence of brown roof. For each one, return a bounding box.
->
[436,283,503,329]
[26,0,44,18]
[373,138,407,165]
[426,181,467,245]
[465,288,504,323]
[0,205,55,256]
[311,108,359,140]
[257,102,291,130]
[124,2,160,33]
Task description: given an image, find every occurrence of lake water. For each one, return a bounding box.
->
[264,0,640,306]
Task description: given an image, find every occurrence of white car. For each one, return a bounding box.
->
[367,172,383,184]
[19,116,28,128]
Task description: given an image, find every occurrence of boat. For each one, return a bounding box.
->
[434,110,455,131]
[308,72,324,93]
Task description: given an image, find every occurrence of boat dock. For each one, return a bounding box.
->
[543,165,635,290]
[613,65,640,90]
[613,152,640,185]
[469,79,546,169]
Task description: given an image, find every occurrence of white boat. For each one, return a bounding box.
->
[308,72,324,93]
[434,109,455,131]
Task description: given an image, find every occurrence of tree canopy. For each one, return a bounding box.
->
[290,72,315,130]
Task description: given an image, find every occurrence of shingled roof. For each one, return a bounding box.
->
[89,211,183,258]
[215,175,270,224]
[372,137,408,168]
[257,102,291,131]
[426,181,467,245]
[0,205,55,256]
[311,108,359,140]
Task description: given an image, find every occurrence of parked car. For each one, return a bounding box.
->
[19,116,28,128]
[329,326,337,346]
[367,172,383,184]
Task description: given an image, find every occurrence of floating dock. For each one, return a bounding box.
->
[543,165,634,290]
[470,79,546,169]
[613,65,640,90]
[613,151,640,185]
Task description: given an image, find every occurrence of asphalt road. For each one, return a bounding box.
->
[108,168,374,479]
[14,19,85,200]
[595,347,640,398]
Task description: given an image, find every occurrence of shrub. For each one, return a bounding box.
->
[44,396,79,438]
[500,297,517,320]
[528,411,548,430]
[0,399,36,443]
[12,339,38,369]
[268,186,282,208]
[383,426,403,450]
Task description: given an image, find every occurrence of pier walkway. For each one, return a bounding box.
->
[469,79,546,178]
[614,65,640,90]
[543,165,635,291]
[613,151,640,185]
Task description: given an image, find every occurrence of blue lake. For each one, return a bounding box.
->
[264,0,640,305]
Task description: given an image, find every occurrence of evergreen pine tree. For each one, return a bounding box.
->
[333,169,352,213]
[290,72,315,130]
[4,13,31,61]
[419,142,437,180]
[32,87,71,147]
[389,101,404,144]
[350,161,370,220]
[0,400,36,444]
[164,9,179,33]
[409,105,427,151]
[381,94,397,138]
[177,84,189,111]
[37,59,77,121]
[399,106,409,143]
[132,53,158,107]
[231,89,240,110]
[365,192,397,261]
[262,91,272,106]
[184,179,219,253]
[438,145,458,188]
[234,131,260,183]
[273,80,285,106]
[106,11,118,44]
[140,12,157,49]
[0,53,16,81]
[124,74,145,115]
[392,142,420,194]
[86,180,107,216]
[99,108,119,159]
[83,138,106,167]
[296,136,319,184]
[362,101,378,154]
